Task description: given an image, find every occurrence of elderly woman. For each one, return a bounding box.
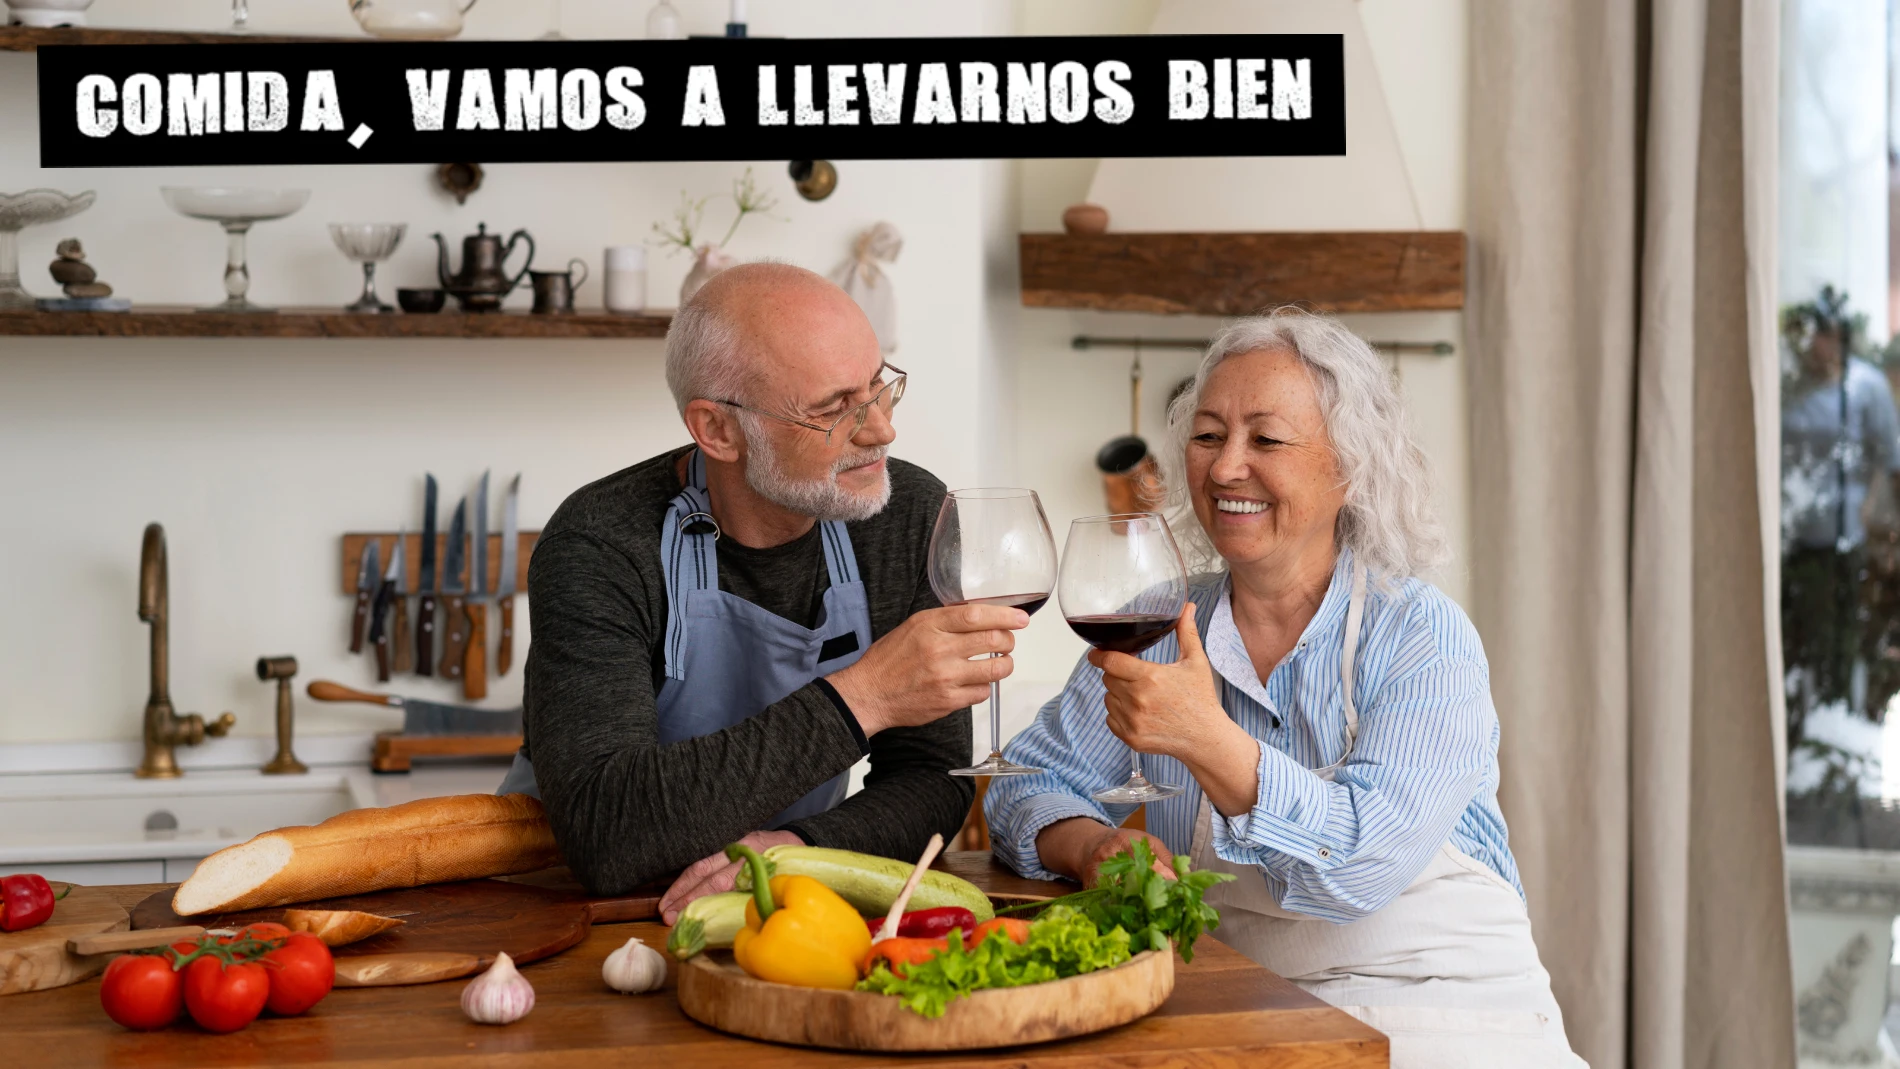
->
[987,311,1585,1068]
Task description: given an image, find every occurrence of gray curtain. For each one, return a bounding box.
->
[1468,1,1793,1067]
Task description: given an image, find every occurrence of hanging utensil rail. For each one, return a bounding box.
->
[1070,335,1455,356]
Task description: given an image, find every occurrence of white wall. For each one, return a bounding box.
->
[0,0,1472,754]
[0,0,1015,745]
[1000,0,1473,731]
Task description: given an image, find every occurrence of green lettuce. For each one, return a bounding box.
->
[855,906,1131,1018]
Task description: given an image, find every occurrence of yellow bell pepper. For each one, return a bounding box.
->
[726,843,873,990]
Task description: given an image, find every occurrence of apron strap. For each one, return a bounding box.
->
[659,448,860,680]
[1339,561,1368,749]
[660,450,717,682]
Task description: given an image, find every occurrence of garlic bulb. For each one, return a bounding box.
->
[602,936,667,994]
[461,952,535,1025]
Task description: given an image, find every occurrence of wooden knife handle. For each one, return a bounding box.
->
[497,595,516,677]
[439,594,469,680]
[307,680,399,706]
[392,596,413,674]
[349,588,371,653]
[463,600,488,700]
[70,926,206,956]
[374,628,391,683]
[416,593,437,677]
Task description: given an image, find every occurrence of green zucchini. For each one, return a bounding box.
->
[732,845,994,922]
[664,890,750,960]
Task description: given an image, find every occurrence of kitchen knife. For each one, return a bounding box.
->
[497,474,520,677]
[306,680,524,735]
[464,470,490,701]
[416,474,438,677]
[349,540,380,655]
[368,536,401,682]
[391,533,413,674]
[437,497,470,682]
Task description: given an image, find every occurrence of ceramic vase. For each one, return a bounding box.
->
[679,244,736,305]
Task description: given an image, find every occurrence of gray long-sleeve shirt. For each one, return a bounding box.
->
[522,446,974,895]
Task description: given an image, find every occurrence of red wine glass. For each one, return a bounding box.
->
[1058,513,1189,803]
[927,488,1059,777]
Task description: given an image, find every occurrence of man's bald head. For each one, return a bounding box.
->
[664,262,877,416]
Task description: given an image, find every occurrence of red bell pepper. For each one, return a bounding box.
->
[0,874,68,932]
[971,917,1031,945]
[863,905,977,941]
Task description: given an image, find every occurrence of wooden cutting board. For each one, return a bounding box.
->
[0,885,130,995]
[677,948,1175,1051]
[130,877,659,986]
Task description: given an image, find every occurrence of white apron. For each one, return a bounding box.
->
[1186,564,1589,1068]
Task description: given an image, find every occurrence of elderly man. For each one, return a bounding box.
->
[498,263,1025,920]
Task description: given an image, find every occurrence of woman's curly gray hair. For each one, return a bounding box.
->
[1157,308,1450,583]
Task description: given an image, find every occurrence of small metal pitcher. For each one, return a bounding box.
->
[528,259,588,315]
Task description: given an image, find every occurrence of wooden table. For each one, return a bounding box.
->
[0,857,1387,1067]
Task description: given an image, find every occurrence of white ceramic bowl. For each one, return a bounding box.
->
[161,187,310,224]
[5,0,94,28]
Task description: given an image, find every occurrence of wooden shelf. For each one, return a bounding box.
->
[0,306,673,339]
[0,26,352,50]
[1020,231,1466,316]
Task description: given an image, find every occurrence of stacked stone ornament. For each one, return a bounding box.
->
[39,238,128,310]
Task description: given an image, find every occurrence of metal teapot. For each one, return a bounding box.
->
[433,224,534,313]
[350,0,477,39]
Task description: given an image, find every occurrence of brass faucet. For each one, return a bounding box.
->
[137,523,234,778]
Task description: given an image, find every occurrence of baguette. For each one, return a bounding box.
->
[173,793,560,916]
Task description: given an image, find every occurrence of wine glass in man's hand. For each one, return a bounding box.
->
[1059,512,1189,803]
[928,488,1058,777]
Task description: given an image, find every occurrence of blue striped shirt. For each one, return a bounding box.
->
[986,550,1523,922]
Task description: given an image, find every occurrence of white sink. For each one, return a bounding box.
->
[0,769,376,885]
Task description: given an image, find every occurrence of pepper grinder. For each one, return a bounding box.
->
[257,656,308,775]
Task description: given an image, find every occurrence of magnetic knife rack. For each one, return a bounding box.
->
[339,531,540,595]
[340,531,540,773]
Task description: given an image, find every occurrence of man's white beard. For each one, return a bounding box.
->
[740,417,891,522]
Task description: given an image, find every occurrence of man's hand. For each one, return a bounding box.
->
[1036,817,1175,888]
[826,603,1028,736]
[658,829,801,924]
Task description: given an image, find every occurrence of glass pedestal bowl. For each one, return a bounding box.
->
[0,189,97,311]
[161,187,310,313]
[328,224,406,313]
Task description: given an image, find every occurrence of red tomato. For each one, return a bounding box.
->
[99,954,184,1031]
[183,955,270,1033]
[262,933,334,1016]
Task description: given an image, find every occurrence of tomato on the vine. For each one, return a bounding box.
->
[183,955,270,1033]
[99,954,184,1031]
[262,933,334,1016]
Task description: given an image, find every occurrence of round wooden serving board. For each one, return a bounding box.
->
[131,879,590,986]
[677,949,1174,1052]
[0,884,130,995]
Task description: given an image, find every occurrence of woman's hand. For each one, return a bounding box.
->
[1089,611,1229,761]
[1036,818,1175,887]
[1089,611,1262,817]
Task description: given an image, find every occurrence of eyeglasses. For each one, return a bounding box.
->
[717,364,907,446]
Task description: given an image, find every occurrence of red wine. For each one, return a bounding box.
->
[961,592,1050,617]
[1066,613,1178,654]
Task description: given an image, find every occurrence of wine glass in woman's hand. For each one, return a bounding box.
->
[1059,513,1189,803]
[928,488,1059,776]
